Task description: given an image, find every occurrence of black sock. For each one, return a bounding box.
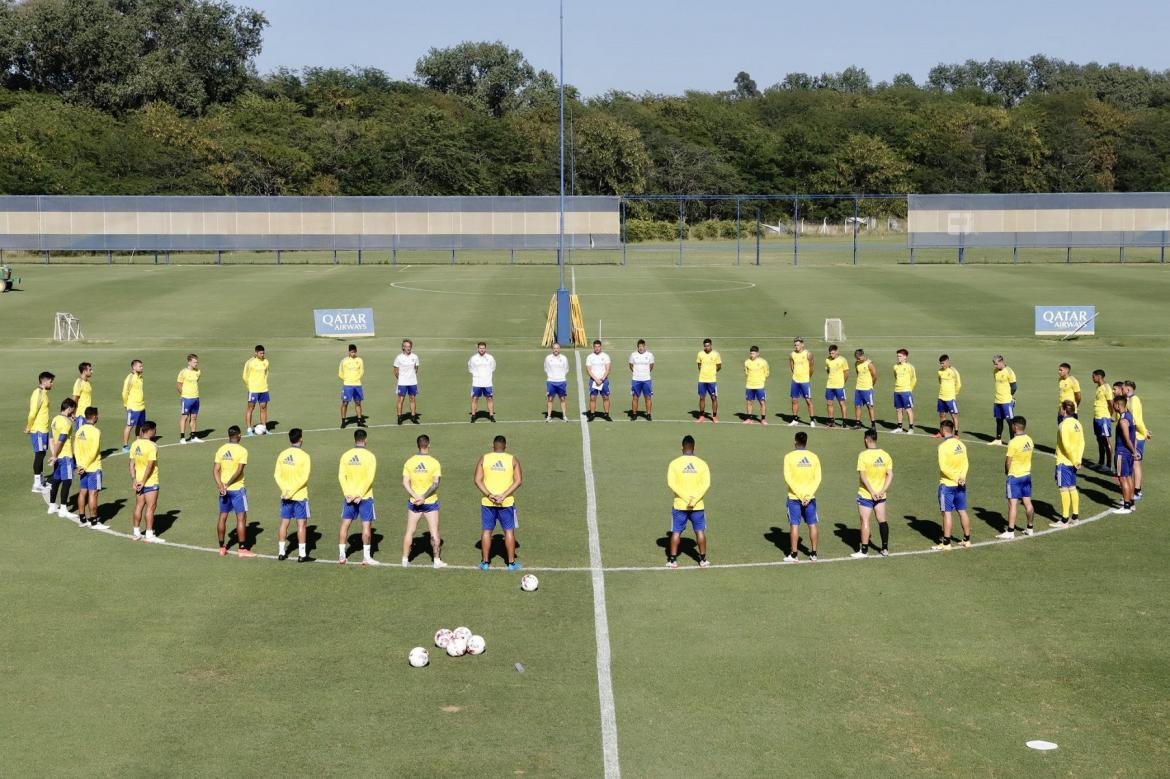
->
[963,533,970,542]
[49,479,62,503]
[33,450,45,478]
[995,418,1004,439]
[943,536,952,545]
[878,522,889,548]
[699,554,706,562]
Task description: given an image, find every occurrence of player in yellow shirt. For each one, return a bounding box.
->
[666,435,712,568]
[933,420,971,550]
[891,349,917,434]
[71,362,93,430]
[243,345,270,435]
[74,406,107,530]
[46,398,79,519]
[213,425,255,557]
[850,429,893,558]
[990,355,1017,445]
[935,355,961,438]
[176,353,203,444]
[475,435,524,570]
[1089,370,1113,472]
[1053,401,1085,526]
[274,428,312,562]
[696,338,722,423]
[121,359,146,451]
[823,344,850,428]
[339,343,366,429]
[852,348,878,429]
[1056,363,1081,423]
[1123,381,1151,501]
[782,432,822,562]
[788,337,815,426]
[25,371,55,494]
[743,346,770,425]
[402,434,447,569]
[128,421,164,543]
[997,416,1035,538]
[338,429,378,565]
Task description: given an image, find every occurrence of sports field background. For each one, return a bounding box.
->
[1,262,1167,775]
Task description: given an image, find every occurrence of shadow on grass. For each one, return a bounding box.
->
[763,525,812,557]
[283,523,323,554]
[97,497,127,522]
[655,533,700,563]
[227,520,266,550]
[345,529,384,557]
[832,522,861,551]
[474,533,520,564]
[408,531,443,562]
[903,513,941,543]
[153,509,181,536]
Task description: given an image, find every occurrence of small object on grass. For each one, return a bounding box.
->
[514,662,525,673]
[1025,740,1058,751]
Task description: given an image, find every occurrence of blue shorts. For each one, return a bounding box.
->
[893,392,914,409]
[546,381,568,398]
[937,399,959,414]
[397,384,418,396]
[938,484,967,512]
[854,389,874,407]
[218,488,248,514]
[631,380,653,397]
[856,496,885,509]
[137,484,160,495]
[180,397,200,415]
[993,402,1015,420]
[1093,418,1112,438]
[73,416,85,429]
[1006,475,1032,500]
[408,500,439,514]
[1137,439,1146,457]
[125,408,146,428]
[481,505,516,531]
[790,381,811,399]
[671,508,707,533]
[697,382,718,398]
[79,471,103,491]
[341,498,376,522]
[341,385,364,403]
[248,392,270,404]
[745,388,766,402]
[590,378,610,397]
[279,498,311,520]
[825,387,846,402]
[52,456,75,481]
[29,432,49,452]
[1117,454,1135,478]
[786,498,818,526]
[1055,465,1077,489]
[471,386,493,398]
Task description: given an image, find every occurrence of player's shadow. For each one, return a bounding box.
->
[396,413,421,425]
[194,428,215,439]
[1033,443,1056,456]
[1032,499,1057,520]
[227,521,266,550]
[832,522,861,551]
[627,410,649,421]
[903,513,941,542]
[764,525,813,556]
[972,507,1006,533]
[475,533,520,563]
[153,509,181,536]
[542,409,569,421]
[967,431,997,443]
[345,529,384,557]
[100,447,120,458]
[655,533,700,563]
[408,532,443,562]
[97,498,127,522]
[470,410,494,423]
[284,524,323,554]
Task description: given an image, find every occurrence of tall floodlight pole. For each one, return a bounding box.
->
[558,0,566,292]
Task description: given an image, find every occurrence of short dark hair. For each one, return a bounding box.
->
[493,435,507,446]
[347,344,357,351]
[288,428,303,444]
[38,371,55,383]
[227,425,241,437]
[1060,400,1076,415]
[593,340,601,346]
[854,348,865,357]
[60,398,77,411]
[417,434,430,448]
[940,420,954,432]
[353,429,368,442]
[1112,381,1125,389]
[84,406,98,420]
[897,349,908,357]
[864,428,877,443]
[255,345,265,352]
[939,354,949,363]
[1059,362,1071,371]
[78,362,91,373]
[637,339,646,346]
[1011,416,1027,429]
[1124,380,1137,390]
[186,353,197,362]
[1092,369,1106,379]
[749,345,759,352]
[794,432,808,446]
[681,435,695,449]
[702,338,712,345]
[1114,395,1128,408]
[477,341,487,347]
[139,420,157,435]
[828,344,838,352]
[130,359,142,368]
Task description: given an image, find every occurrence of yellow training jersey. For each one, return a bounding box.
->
[855,359,875,390]
[480,451,517,507]
[993,367,1016,404]
[937,436,968,486]
[403,454,442,502]
[1092,385,1112,420]
[339,356,364,386]
[825,356,849,389]
[938,367,961,401]
[1130,395,1148,441]
[744,358,770,390]
[50,414,74,458]
[338,447,377,500]
[856,448,893,500]
[1056,417,1085,467]
[26,387,50,433]
[122,372,145,411]
[274,446,311,501]
[1006,434,1034,478]
[789,350,812,382]
[72,377,92,412]
[667,454,711,510]
[177,368,201,399]
[783,449,822,501]
[893,362,917,393]
[214,442,248,489]
[73,423,101,473]
[243,357,269,393]
[1058,376,1081,409]
[696,351,722,383]
[130,438,159,487]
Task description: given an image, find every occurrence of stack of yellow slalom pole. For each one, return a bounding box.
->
[541,293,588,347]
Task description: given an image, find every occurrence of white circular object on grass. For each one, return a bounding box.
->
[446,637,468,657]
[1026,740,1058,751]
[254,424,267,436]
[467,635,486,655]
[452,626,472,642]
[434,628,453,648]
[520,574,539,592]
[408,647,429,668]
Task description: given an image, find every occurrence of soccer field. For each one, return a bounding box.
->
[1,262,1167,776]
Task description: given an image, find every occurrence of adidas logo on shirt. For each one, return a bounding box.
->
[222,452,233,460]
[953,445,963,454]
[283,455,295,465]
[490,460,506,471]
[874,456,885,465]
[348,455,362,465]
[414,462,428,472]
[682,463,697,473]
[799,457,811,466]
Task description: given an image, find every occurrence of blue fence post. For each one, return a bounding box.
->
[910,247,915,265]
[736,198,742,266]
[166,251,171,264]
[510,249,515,264]
[1013,234,1018,264]
[44,250,49,265]
[1162,232,1166,263]
[1067,247,1071,264]
[332,250,338,266]
[357,249,363,265]
[677,196,684,267]
[852,198,859,266]
[216,250,222,265]
[276,249,281,265]
[451,249,456,265]
[1120,245,1125,263]
[620,198,628,266]
[792,196,799,267]
[755,207,761,266]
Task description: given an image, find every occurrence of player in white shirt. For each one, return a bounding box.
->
[394,339,421,425]
[468,341,497,423]
[544,342,570,422]
[628,339,655,421]
[586,340,612,422]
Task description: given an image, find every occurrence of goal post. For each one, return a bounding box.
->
[823,318,844,342]
[53,312,83,342]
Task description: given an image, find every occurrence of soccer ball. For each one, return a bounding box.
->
[467,635,486,655]
[446,637,468,657]
[434,628,453,648]
[408,647,429,668]
[520,574,539,592]
[253,424,267,436]
[452,626,472,642]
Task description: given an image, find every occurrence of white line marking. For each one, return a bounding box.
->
[389,279,754,297]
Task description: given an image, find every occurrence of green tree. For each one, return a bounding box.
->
[415,41,538,118]
[572,113,650,194]
[733,72,759,99]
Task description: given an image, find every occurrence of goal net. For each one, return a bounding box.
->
[823,318,844,342]
[54,312,83,342]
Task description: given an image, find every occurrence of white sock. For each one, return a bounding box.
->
[362,544,372,559]
[402,556,409,565]
[279,541,287,556]
[145,530,156,537]
[133,527,142,537]
[298,543,306,557]
[338,543,346,558]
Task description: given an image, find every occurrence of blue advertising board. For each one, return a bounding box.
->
[314,308,375,338]
[1034,306,1095,336]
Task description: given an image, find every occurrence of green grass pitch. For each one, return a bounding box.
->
[1,262,1167,776]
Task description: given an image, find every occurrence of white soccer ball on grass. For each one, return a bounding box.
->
[434,628,453,648]
[253,424,267,436]
[520,574,539,592]
[467,635,486,655]
[446,637,468,657]
[452,626,472,642]
[408,647,429,668]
